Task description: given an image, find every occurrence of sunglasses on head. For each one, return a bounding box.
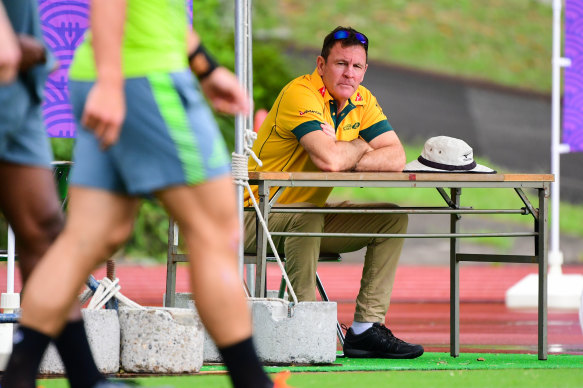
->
[333,30,368,47]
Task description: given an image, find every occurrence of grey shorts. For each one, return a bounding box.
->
[68,70,231,196]
[0,79,53,168]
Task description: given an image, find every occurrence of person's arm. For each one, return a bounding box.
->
[186,29,250,116]
[353,130,406,172]
[17,34,47,72]
[0,3,21,83]
[299,123,372,172]
[81,0,126,149]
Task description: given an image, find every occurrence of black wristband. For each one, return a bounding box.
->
[188,43,219,80]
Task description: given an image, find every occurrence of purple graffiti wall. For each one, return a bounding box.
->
[564,0,583,152]
[39,0,193,138]
[39,0,89,138]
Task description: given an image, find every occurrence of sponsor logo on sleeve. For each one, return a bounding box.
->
[299,109,322,116]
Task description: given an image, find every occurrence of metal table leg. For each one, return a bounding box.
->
[537,185,549,360]
[254,182,270,297]
[450,187,461,357]
[164,219,179,307]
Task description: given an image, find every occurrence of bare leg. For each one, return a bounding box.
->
[156,176,251,347]
[0,162,64,283]
[0,162,88,322]
[19,186,139,335]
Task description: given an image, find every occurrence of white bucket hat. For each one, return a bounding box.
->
[403,136,495,173]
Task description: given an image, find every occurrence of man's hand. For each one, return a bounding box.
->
[353,131,406,172]
[320,122,336,139]
[81,81,126,150]
[83,0,126,149]
[0,5,21,83]
[17,35,46,72]
[199,67,250,116]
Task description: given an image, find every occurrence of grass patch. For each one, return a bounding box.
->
[462,233,516,252]
[39,369,583,388]
[253,0,553,93]
[39,353,583,387]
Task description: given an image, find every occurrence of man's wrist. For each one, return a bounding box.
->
[96,69,123,87]
[188,43,219,80]
[354,137,370,152]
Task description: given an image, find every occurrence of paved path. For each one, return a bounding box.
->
[5,264,581,355]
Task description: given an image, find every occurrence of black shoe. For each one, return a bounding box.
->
[343,323,424,359]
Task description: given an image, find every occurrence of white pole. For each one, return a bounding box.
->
[550,0,565,275]
[506,0,583,309]
[6,226,15,294]
[235,0,255,291]
[1,227,18,371]
[1,227,20,312]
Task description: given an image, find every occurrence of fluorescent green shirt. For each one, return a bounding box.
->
[69,0,188,79]
[245,69,393,207]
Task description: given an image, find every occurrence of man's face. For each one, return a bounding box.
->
[317,42,368,104]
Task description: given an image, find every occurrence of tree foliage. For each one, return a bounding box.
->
[48,0,293,260]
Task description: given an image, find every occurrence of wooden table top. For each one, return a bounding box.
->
[248,171,554,183]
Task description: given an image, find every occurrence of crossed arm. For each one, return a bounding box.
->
[299,121,406,172]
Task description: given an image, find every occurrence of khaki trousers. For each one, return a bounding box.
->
[244,201,407,322]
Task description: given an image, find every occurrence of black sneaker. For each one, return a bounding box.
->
[343,323,424,359]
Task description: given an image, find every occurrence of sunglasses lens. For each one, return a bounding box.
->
[355,33,368,46]
[333,30,368,46]
[333,30,350,40]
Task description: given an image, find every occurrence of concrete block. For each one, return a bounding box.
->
[187,300,223,363]
[250,298,337,364]
[505,273,583,309]
[172,293,221,362]
[172,293,337,364]
[579,291,583,335]
[0,323,14,371]
[171,292,194,309]
[119,307,203,373]
[39,309,120,374]
[266,290,288,300]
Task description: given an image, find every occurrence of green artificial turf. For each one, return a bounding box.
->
[38,353,583,388]
[38,369,583,388]
[199,352,583,373]
[137,369,583,388]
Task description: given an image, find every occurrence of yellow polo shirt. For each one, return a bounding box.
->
[244,69,393,207]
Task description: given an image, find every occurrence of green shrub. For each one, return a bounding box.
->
[47,0,294,260]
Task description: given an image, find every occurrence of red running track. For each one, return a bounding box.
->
[2,263,582,354]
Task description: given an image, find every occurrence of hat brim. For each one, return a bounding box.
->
[403,159,496,174]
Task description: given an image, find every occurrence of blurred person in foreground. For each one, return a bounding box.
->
[1,1,289,387]
[245,26,424,359]
[0,1,111,387]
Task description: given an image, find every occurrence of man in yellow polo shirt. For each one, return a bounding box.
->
[244,26,424,359]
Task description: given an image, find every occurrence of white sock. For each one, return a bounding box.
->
[350,321,374,335]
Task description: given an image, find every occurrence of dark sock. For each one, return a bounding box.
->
[54,320,105,388]
[1,326,51,388]
[218,336,273,388]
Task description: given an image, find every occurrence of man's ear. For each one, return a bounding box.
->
[316,56,325,76]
